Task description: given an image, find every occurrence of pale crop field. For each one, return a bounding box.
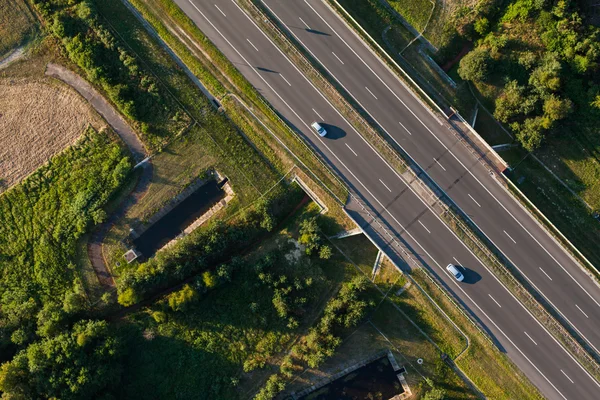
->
[0,79,103,190]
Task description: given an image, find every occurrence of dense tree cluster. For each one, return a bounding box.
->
[294,275,372,369]
[457,0,599,150]
[0,128,130,356]
[0,320,124,399]
[31,0,189,150]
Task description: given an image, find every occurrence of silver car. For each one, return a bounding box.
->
[446,264,464,282]
[311,121,327,137]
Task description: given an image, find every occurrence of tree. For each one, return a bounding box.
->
[528,54,561,96]
[458,48,492,82]
[0,320,124,399]
[513,117,546,151]
[591,94,600,110]
[423,386,446,400]
[319,245,332,260]
[36,302,66,338]
[474,17,489,36]
[494,80,536,123]
[167,284,198,312]
[298,217,322,255]
[117,287,139,307]
[202,270,218,289]
[254,374,285,400]
[542,95,572,124]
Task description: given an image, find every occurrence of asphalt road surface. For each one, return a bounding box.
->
[172,0,600,398]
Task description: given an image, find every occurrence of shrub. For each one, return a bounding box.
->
[458,48,492,82]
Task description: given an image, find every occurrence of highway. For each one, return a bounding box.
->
[172,0,600,398]
[261,0,600,359]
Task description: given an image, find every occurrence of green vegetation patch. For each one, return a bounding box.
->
[386,0,434,32]
[0,0,38,58]
[506,149,600,268]
[115,201,353,399]
[0,126,130,354]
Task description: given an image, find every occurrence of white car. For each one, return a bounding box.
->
[311,121,327,137]
[446,264,464,282]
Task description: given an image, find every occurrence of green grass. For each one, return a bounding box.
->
[537,132,600,210]
[386,0,434,32]
[0,0,37,58]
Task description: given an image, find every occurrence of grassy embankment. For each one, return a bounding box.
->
[123,0,349,204]
[386,0,435,33]
[94,0,355,278]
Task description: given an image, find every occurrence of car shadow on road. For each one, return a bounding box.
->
[320,123,346,140]
[256,66,279,74]
[457,266,482,285]
[305,28,330,36]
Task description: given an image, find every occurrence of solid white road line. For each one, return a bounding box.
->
[489,294,502,308]
[398,121,412,135]
[312,108,324,121]
[561,369,575,384]
[418,220,431,234]
[524,331,538,345]
[365,86,378,100]
[433,157,446,171]
[208,4,590,395]
[280,74,292,86]
[468,194,481,208]
[379,178,392,192]
[299,16,310,29]
[504,230,517,244]
[345,142,358,156]
[576,304,590,319]
[332,51,345,65]
[453,257,461,266]
[246,38,259,52]
[539,267,553,281]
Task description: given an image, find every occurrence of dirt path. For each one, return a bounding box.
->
[0,46,25,70]
[42,63,152,289]
[45,63,147,162]
[88,162,154,288]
